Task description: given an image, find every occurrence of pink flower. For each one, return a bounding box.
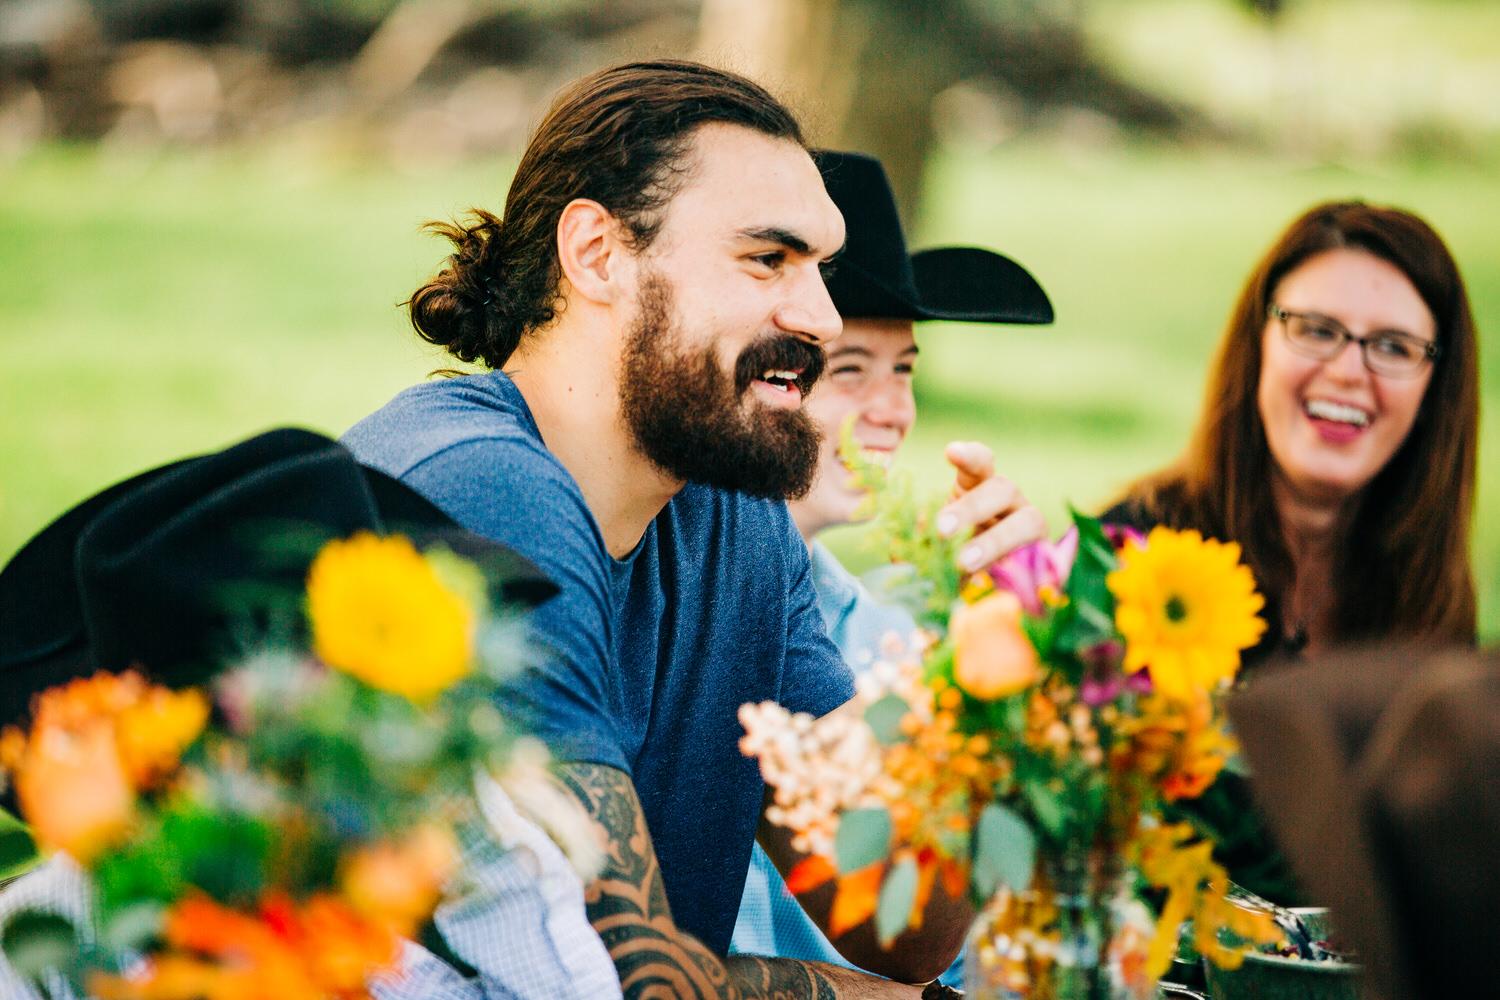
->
[987,529,1079,616]
[1077,640,1155,706]
[1103,522,1147,552]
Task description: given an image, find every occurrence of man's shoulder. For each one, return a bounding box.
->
[343,372,552,476]
[343,372,594,547]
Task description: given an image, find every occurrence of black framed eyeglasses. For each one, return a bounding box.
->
[1267,304,1439,379]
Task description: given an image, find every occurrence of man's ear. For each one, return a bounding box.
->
[557,198,630,305]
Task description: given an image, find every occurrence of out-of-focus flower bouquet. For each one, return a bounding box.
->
[0,532,590,1000]
[739,444,1280,999]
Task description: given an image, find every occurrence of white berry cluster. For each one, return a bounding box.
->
[738,700,885,857]
[738,628,934,858]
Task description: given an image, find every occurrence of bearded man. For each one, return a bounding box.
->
[343,60,1045,1000]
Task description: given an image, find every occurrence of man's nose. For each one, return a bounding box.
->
[778,268,843,346]
[866,380,916,432]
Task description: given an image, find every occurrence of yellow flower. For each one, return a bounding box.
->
[117,686,210,788]
[1107,527,1265,702]
[951,590,1040,701]
[306,532,476,702]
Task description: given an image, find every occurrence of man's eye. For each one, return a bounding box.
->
[752,252,785,269]
[830,365,866,379]
[895,363,915,377]
[819,261,838,281]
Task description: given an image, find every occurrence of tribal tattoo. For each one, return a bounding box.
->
[554,762,840,1000]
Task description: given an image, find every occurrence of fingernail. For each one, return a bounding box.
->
[937,513,958,537]
[959,545,983,571]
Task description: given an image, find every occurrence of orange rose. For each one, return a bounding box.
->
[951,591,1039,700]
[12,718,135,862]
[339,823,459,937]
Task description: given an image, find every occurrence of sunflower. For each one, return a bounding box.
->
[306,532,475,702]
[1106,527,1265,702]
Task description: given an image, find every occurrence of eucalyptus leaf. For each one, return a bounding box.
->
[860,563,937,631]
[1024,783,1069,842]
[834,807,892,874]
[972,803,1036,899]
[864,694,911,746]
[875,855,920,946]
[100,899,166,956]
[0,808,39,881]
[1,910,85,995]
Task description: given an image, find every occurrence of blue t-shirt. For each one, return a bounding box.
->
[342,371,854,955]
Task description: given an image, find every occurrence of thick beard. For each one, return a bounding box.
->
[619,273,824,500]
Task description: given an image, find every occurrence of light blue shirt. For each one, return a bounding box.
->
[729,542,965,987]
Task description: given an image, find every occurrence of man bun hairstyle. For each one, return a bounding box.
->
[408,60,806,371]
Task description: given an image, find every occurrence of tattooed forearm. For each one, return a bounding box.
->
[724,955,838,1000]
[552,762,875,1000]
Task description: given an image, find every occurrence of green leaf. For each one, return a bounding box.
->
[859,563,935,628]
[100,899,167,956]
[1024,782,1069,842]
[834,807,892,874]
[838,414,888,502]
[864,694,911,746]
[1054,510,1121,661]
[425,544,491,620]
[972,802,1037,899]
[94,801,276,916]
[1,910,85,995]
[875,854,920,946]
[0,807,39,881]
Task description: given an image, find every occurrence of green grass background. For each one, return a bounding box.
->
[3,137,1498,637]
[4,0,1500,636]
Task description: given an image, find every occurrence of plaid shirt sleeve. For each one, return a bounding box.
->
[3,786,621,1000]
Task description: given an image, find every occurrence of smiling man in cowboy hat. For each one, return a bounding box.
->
[729,149,1053,988]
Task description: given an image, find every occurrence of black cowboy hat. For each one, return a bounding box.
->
[815,149,1053,325]
[1227,645,1500,1000]
[0,427,556,731]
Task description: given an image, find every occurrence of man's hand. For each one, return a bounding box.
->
[554,761,926,999]
[936,440,1046,572]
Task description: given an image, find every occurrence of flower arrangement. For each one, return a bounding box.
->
[739,444,1279,997]
[0,532,581,1000]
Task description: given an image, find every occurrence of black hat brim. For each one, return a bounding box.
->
[909,247,1054,325]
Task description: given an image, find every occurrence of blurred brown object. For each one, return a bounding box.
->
[0,0,111,139]
[695,0,1216,224]
[1227,644,1500,1000]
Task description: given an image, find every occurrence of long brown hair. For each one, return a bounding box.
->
[1118,201,1478,644]
[406,60,804,371]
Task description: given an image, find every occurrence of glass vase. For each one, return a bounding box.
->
[964,850,1157,1000]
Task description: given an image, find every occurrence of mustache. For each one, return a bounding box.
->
[734,334,826,396]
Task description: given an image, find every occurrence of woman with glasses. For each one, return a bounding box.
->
[1103,200,1479,902]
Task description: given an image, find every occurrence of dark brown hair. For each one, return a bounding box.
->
[1117,201,1478,645]
[407,60,804,370]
